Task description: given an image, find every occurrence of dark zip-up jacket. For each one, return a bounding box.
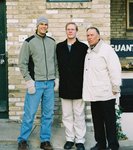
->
[56,39,88,99]
[19,33,58,81]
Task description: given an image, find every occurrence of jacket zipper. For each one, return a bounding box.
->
[42,38,48,80]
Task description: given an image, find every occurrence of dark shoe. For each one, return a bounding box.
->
[76,143,85,150]
[40,141,53,150]
[64,141,74,149]
[90,144,106,150]
[18,140,29,150]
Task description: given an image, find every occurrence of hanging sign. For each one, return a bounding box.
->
[111,39,133,57]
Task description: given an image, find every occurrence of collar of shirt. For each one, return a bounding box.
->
[90,39,103,53]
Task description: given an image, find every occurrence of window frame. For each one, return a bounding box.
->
[47,0,89,2]
[127,0,133,29]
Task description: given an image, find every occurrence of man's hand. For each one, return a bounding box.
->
[54,78,59,92]
[112,85,120,95]
[113,92,118,95]
[26,79,36,94]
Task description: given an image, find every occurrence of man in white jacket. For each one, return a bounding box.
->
[83,27,122,150]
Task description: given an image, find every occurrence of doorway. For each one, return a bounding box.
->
[0,0,8,118]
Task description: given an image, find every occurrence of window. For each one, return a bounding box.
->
[127,0,133,29]
[46,0,92,9]
[47,0,88,1]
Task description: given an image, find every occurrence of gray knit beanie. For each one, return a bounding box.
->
[36,16,48,26]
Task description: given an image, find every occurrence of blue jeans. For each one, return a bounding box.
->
[18,80,54,143]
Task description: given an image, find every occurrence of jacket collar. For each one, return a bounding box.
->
[90,39,103,53]
[64,38,79,45]
[35,33,46,39]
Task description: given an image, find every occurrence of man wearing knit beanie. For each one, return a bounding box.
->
[17,16,58,150]
[35,16,49,37]
[36,16,48,26]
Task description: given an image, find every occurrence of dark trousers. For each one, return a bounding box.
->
[91,99,119,149]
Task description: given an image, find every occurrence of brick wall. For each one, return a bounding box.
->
[6,0,110,127]
[111,0,126,39]
[111,0,132,39]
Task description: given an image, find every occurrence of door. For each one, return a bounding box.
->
[0,0,8,118]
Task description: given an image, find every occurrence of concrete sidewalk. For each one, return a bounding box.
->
[0,119,133,150]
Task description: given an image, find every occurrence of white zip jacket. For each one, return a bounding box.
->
[82,40,122,101]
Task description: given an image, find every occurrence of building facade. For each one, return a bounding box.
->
[0,0,133,129]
